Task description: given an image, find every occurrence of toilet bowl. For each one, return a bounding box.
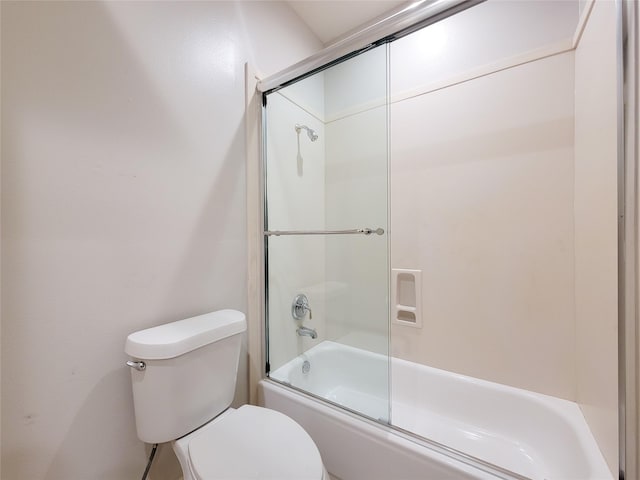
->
[125,310,327,480]
[173,405,327,480]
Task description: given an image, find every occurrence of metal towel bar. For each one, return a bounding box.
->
[264,228,384,236]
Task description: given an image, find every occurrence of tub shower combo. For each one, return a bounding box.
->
[257,0,627,479]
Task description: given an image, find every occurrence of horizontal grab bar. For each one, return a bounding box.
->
[264,228,384,236]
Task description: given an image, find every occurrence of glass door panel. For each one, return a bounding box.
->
[264,45,390,422]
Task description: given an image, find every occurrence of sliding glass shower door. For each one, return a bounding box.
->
[263,45,390,422]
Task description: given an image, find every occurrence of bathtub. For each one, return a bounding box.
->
[259,341,612,480]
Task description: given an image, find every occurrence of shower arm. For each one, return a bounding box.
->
[295,124,319,142]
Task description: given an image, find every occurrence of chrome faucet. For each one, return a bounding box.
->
[292,294,316,339]
[297,326,317,339]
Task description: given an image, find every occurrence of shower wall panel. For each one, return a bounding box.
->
[389,51,576,401]
[387,0,581,401]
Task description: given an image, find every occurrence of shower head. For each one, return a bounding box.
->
[295,124,318,142]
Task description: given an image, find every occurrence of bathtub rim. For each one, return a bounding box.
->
[260,377,531,480]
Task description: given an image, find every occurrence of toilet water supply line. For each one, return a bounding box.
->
[141,443,158,480]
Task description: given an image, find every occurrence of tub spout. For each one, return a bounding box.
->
[297,326,317,339]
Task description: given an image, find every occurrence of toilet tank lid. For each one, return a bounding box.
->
[125,310,246,360]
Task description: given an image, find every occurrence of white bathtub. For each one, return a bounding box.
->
[261,341,612,480]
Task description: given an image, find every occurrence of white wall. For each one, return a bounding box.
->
[574,0,619,474]
[0,1,321,479]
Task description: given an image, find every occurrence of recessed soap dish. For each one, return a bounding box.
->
[391,268,422,329]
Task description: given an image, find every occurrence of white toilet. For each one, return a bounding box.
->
[125,309,328,480]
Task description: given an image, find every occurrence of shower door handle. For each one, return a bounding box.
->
[265,227,384,236]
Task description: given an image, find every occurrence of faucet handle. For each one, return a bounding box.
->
[292,294,312,320]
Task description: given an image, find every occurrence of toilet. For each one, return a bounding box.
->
[125,309,328,480]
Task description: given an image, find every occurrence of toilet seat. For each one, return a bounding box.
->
[186,405,324,480]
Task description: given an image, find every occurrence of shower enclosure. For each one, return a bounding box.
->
[259,0,630,478]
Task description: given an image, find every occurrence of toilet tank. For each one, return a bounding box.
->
[125,309,246,443]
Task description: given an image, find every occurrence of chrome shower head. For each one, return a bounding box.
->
[295,124,318,142]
